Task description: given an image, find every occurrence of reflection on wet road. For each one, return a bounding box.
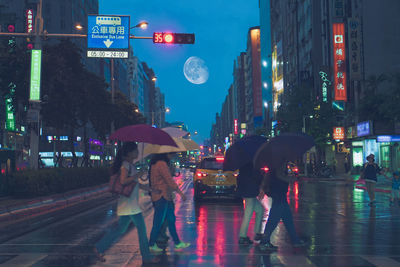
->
[1,169,400,266]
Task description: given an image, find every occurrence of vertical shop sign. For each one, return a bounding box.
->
[348,18,361,80]
[30,49,42,101]
[332,23,347,101]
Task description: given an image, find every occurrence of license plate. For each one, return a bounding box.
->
[216,176,226,182]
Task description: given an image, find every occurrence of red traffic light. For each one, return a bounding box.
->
[27,43,33,50]
[7,24,15,33]
[153,32,195,44]
[163,33,174,43]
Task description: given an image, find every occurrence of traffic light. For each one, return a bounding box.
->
[153,32,195,44]
[6,24,16,53]
[7,24,15,33]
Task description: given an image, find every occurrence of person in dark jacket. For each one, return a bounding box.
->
[237,163,265,245]
[259,160,305,251]
[362,154,387,206]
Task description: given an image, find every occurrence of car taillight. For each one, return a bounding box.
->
[195,171,207,178]
[216,157,224,162]
[293,167,299,172]
[261,166,269,173]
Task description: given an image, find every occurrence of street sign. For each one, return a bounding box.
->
[87,15,130,58]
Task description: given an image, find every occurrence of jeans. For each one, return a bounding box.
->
[239,197,265,238]
[149,197,180,246]
[95,213,152,261]
[262,197,300,244]
[365,181,376,202]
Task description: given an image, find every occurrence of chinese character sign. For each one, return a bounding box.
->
[333,127,345,140]
[348,18,361,80]
[26,9,33,33]
[234,119,238,135]
[332,23,347,101]
[30,50,42,101]
[87,15,130,50]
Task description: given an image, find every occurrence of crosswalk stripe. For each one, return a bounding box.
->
[362,256,400,267]
[277,255,317,267]
[0,253,47,266]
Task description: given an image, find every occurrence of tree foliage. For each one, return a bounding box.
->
[276,83,339,147]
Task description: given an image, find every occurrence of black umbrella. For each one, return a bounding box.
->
[223,135,268,171]
[253,133,315,170]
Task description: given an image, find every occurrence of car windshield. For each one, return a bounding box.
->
[200,158,223,170]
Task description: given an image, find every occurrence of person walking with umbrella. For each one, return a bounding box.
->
[258,159,305,250]
[237,162,265,245]
[94,142,159,264]
[223,135,269,245]
[148,153,190,252]
[254,133,314,250]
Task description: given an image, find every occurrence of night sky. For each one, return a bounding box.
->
[100,0,260,144]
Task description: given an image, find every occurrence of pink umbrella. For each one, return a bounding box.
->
[109,124,177,147]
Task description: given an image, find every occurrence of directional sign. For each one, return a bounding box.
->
[87,15,130,50]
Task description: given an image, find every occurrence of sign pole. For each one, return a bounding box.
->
[28,0,44,169]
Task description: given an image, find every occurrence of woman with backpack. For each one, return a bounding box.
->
[361,154,387,206]
[94,142,159,264]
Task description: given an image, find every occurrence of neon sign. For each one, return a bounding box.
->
[319,71,331,102]
[332,23,347,101]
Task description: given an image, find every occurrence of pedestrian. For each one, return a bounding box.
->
[361,154,387,206]
[388,171,400,206]
[237,162,265,245]
[259,160,305,251]
[94,142,159,264]
[148,153,190,252]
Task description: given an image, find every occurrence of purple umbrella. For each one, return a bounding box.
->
[109,124,177,147]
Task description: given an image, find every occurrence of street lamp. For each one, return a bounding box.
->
[130,21,149,30]
[75,24,84,31]
[152,76,157,82]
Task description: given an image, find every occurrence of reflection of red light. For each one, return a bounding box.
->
[261,166,269,173]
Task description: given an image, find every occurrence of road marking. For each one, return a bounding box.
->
[0,253,47,266]
[362,256,400,267]
[277,255,317,266]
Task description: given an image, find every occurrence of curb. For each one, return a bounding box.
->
[0,183,109,223]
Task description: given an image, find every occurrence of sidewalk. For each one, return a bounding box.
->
[300,173,392,193]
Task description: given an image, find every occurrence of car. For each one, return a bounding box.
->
[193,156,238,201]
[287,162,299,177]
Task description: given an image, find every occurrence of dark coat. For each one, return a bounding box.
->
[236,163,262,198]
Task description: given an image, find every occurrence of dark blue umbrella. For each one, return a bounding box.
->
[254,133,315,169]
[223,135,268,171]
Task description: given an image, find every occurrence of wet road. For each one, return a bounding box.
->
[1,169,400,266]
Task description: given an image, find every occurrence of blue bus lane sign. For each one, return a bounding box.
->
[87,15,130,58]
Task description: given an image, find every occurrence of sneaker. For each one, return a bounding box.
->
[238,236,253,245]
[293,239,307,248]
[259,241,278,251]
[149,244,163,252]
[254,233,263,244]
[174,241,190,250]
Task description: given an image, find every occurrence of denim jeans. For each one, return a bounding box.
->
[149,197,180,246]
[239,197,265,238]
[95,213,152,261]
[262,197,300,244]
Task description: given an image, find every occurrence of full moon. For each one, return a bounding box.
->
[183,56,209,85]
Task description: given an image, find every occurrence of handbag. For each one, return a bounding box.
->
[108,165,137,197]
